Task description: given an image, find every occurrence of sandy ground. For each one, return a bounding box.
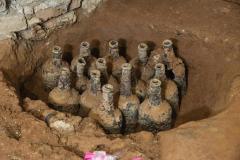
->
[0,0,240,159]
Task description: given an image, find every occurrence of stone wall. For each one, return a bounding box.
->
[0,0,105,40]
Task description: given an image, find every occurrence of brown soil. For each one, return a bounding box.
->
[0,0,240,159]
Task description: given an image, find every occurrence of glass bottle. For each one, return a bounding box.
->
[42,46,67,91]
[130,43,153,101]
[118,63,140,132]
[48,66,80,114]
[79,69,101,117]
[90,84,123,134]
[23,98,81,133]
[130,43,154,81]
[138,79,172,132]
[106,40,127,81]
[75,57,88,94]
[154,63,179,113]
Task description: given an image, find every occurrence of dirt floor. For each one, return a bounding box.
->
[0,0,240,159]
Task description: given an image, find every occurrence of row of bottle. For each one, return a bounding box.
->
[41,39,187,133]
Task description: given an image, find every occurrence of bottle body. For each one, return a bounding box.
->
[48,67,80,114]
[138,79,172,132]
[118,63,140,132]
[107,40,127,80]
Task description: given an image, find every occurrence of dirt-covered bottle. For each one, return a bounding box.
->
[79,69,101,117]
[138,79,172,132]
[106,40,127,81]
[154,63,179,113]
[118,63,140,132]
[42,46,68,91]
[130,43,154,82]
[90,84,123,134]
[48,66,80,114]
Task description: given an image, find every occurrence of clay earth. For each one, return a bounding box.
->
[0,0,240,160]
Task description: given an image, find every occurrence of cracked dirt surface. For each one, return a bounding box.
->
[0,0,240,159]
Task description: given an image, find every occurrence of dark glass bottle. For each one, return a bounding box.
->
[48,66,80,114]
[90,84,123,134]
[118,63,140,132]
[154,63,179,113]
[138,79,172,132]
[42,46,67,91]
[79,69,101,117]
[106,40,127,81]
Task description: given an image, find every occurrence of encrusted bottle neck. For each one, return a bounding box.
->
[148,79,162,106]
[79,41,90,58]
[76,57,86,78]
[96,58,108,83]
[102,84,114,112]
[109,40,119,59]
[163,39,173,53]
[154,63,166,81]
[90,70,101,94]
[138,43,148,65]
[120,63,132,97]
[58,67,71,90]
[52,46,62,67]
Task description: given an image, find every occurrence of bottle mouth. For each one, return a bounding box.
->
[78,57,86,65]
[163,39,173,49]
[121,63,132,70]
[138,42,148,51]
[80,41,90,48]
[52,46,62,55]
[102,84,113,93]
[96,58,106,65]
[150,78,161,87]
[109,40,118,48]
[90,70,101,78]
[155,63,165,71]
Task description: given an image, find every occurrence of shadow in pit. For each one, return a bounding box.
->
[176,106,211,126]
[63,44,73,64]
[91,39,101,58]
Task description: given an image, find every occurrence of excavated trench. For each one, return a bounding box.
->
[1,0,240,159]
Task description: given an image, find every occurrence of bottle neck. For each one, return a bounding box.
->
[138,43,148,65]
[58,68,71,90]
[52,58,62,67]
[102,84,114,112]
[110,48,119,59]
[154,63,166,82]
[52,46,62,67]
[79,41,91,58]
[90,70,101,94]
[109,40,119,59]
[96,58,109,83]
[120,63,132,97]
[76,58,86,78]
[148,79,162,106]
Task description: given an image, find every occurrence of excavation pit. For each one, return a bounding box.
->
[0,0,239,159]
